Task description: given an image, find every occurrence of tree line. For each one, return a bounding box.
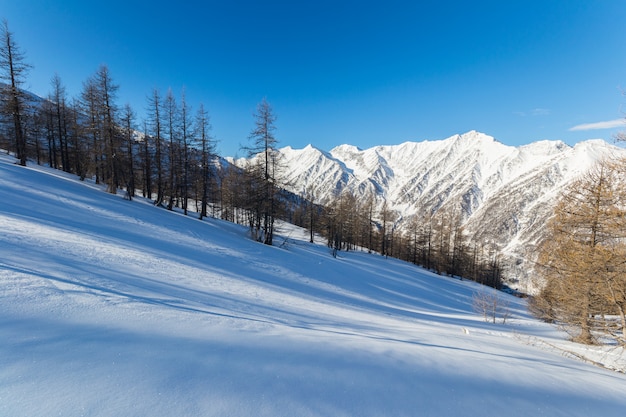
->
[286,188,504,289]
[0,19,307,250]
[1,19,506,290]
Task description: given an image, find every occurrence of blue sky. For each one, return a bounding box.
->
[3,0,626,156]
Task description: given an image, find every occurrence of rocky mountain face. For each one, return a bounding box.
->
[241,131,625,291]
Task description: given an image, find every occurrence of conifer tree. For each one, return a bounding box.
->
[80,76,104,183]
[0,19,30,165]
[147,89,164,205]
[140,120,152,199]
[120,104,136,199]
[164,89,179,210]
[194,103,216,220]
[179,90,192,215]
[50,73,70,171]
[93,65,120,194]
[534,160,626,344]
[243,98,281,245]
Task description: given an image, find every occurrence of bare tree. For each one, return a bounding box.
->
[163,88,179,210]
[243,98,281,245]
[67,98,85,179]
[303,185,319,243]
[80,76,104,183]
[140,120,152,199]
[194,103,216,220]
[379,200,393,257]
[50,73,70,171]
[147,89,164,205]
[94,65,120,194]
[120,104,136,199]
[179,89,193,215]
[0,19,30,165]
[473,289,511,324]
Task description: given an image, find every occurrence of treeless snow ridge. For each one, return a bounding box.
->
[1,153,625,417]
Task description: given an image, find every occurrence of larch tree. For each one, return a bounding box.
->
[194,103,216,220]
[147,88,164,205]
[140,120,152,199]
[379,199,398,257]
[303,185,318,244]
[120,104,136,199]
[67,98,85,179]
[36,97,57,167]
[534,159,626,344]
[80,76,104,183]
[50,73,70,171]
[163,88,179,210]
[0,19,30,166]
[179,90,192,215]
[244,98,281,245]
[94,65,120,194]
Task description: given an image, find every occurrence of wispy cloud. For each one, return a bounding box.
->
[531,108,551,116]
[514,108,551,117]
[568,119,625,131]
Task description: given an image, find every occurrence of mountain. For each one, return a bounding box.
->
[2,146,626,416]
[266,131,625,291]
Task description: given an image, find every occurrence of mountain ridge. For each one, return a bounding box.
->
[265,131,626,290]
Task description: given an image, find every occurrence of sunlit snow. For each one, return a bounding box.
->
[1,153,625,416]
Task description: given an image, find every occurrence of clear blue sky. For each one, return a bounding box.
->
[3,0,626,156]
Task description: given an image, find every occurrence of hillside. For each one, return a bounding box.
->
[1,153,626,416]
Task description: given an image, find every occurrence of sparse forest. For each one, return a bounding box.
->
[5,18,626,345]
[0,18,552,297]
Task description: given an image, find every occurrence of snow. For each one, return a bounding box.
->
[267,131,626,291]
[1,152,626,416]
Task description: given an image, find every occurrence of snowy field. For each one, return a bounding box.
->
[1,153,626,417]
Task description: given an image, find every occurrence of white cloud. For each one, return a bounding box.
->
[531,108,551,116]
[569,119,625,131]
[514,108,551,117]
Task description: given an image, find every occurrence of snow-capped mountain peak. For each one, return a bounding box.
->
[258,131,626,288]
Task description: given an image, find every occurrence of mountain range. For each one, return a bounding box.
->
[247,131,625,291]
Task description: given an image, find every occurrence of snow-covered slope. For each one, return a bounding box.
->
[271,131,625,289]
[2,153,626,416]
